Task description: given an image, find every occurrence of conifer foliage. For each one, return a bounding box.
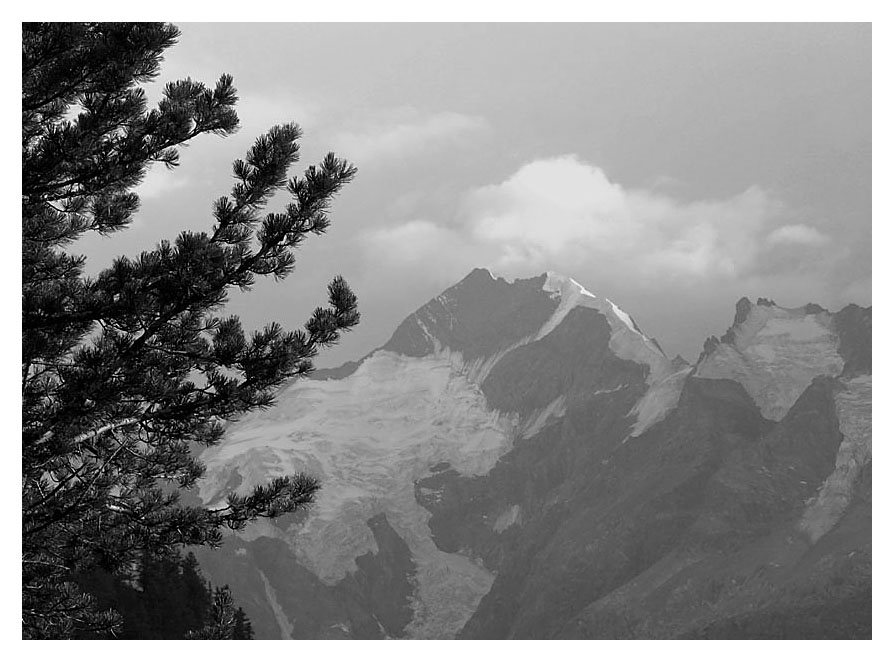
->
[22,22,358,638]
[75,550,254,639]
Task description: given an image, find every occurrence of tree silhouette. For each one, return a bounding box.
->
[22,22,357,637]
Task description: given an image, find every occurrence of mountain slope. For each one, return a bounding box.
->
[193,272,870,639]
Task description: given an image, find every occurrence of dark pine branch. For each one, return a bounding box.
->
[22,22,358,639]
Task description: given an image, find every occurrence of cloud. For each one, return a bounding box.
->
[441,154,783,281]
[234,93,321,136]
[370,220,457,264]
[134,164,190,200]
[364,219,489,283]
[331,109,486,165]
[838,277,871,304]
[766,223,831,246]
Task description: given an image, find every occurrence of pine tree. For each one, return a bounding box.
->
[232,606,254,640]
[73,547,256,639]
[22,22,358,638]
[179,552,213,635]
[186,585,238,640]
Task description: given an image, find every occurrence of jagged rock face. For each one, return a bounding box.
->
[833,304,872,376]
[194,271,871,639]
[382,269,559,362]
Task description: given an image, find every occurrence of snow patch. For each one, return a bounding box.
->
[457,337,531,385]
[696,306,844,421]
[415,317,441,351]
[417,484,445,505]
[799,375,871,543]
[493,505,522,533]
[629,366,693,437]
[520,396,566,439]
[594,384,629,396]
[257,568,294,639]
[607,298,637,333]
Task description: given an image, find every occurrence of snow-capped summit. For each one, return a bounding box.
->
[538,271,670,384]
[379,268,558,368]
[377,268,671,385]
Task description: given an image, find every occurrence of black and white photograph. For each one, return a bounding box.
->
[19,12,878,645]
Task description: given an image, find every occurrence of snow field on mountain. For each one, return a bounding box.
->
[800,375,872,542]
[696,305,844,420]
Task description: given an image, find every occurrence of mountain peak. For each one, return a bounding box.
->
[459,266,498,284]
[537,270,670,383]
[333,268,673,385]
[696,296,845,420]
[380,270,557,364]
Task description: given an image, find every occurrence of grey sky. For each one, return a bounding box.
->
[75,22,871,367]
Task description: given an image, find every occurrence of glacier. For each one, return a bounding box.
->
[696,303,844,421]
[200,349,517,637]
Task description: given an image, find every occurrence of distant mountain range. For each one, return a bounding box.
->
[194,268,871,639]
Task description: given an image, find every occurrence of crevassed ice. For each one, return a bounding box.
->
[199,350,516,638]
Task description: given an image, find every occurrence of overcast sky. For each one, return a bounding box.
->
[75,22,871,367]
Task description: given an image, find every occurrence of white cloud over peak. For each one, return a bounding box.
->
[361,155,851,321]
[461,156,783,279]
[370,154,787,281]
